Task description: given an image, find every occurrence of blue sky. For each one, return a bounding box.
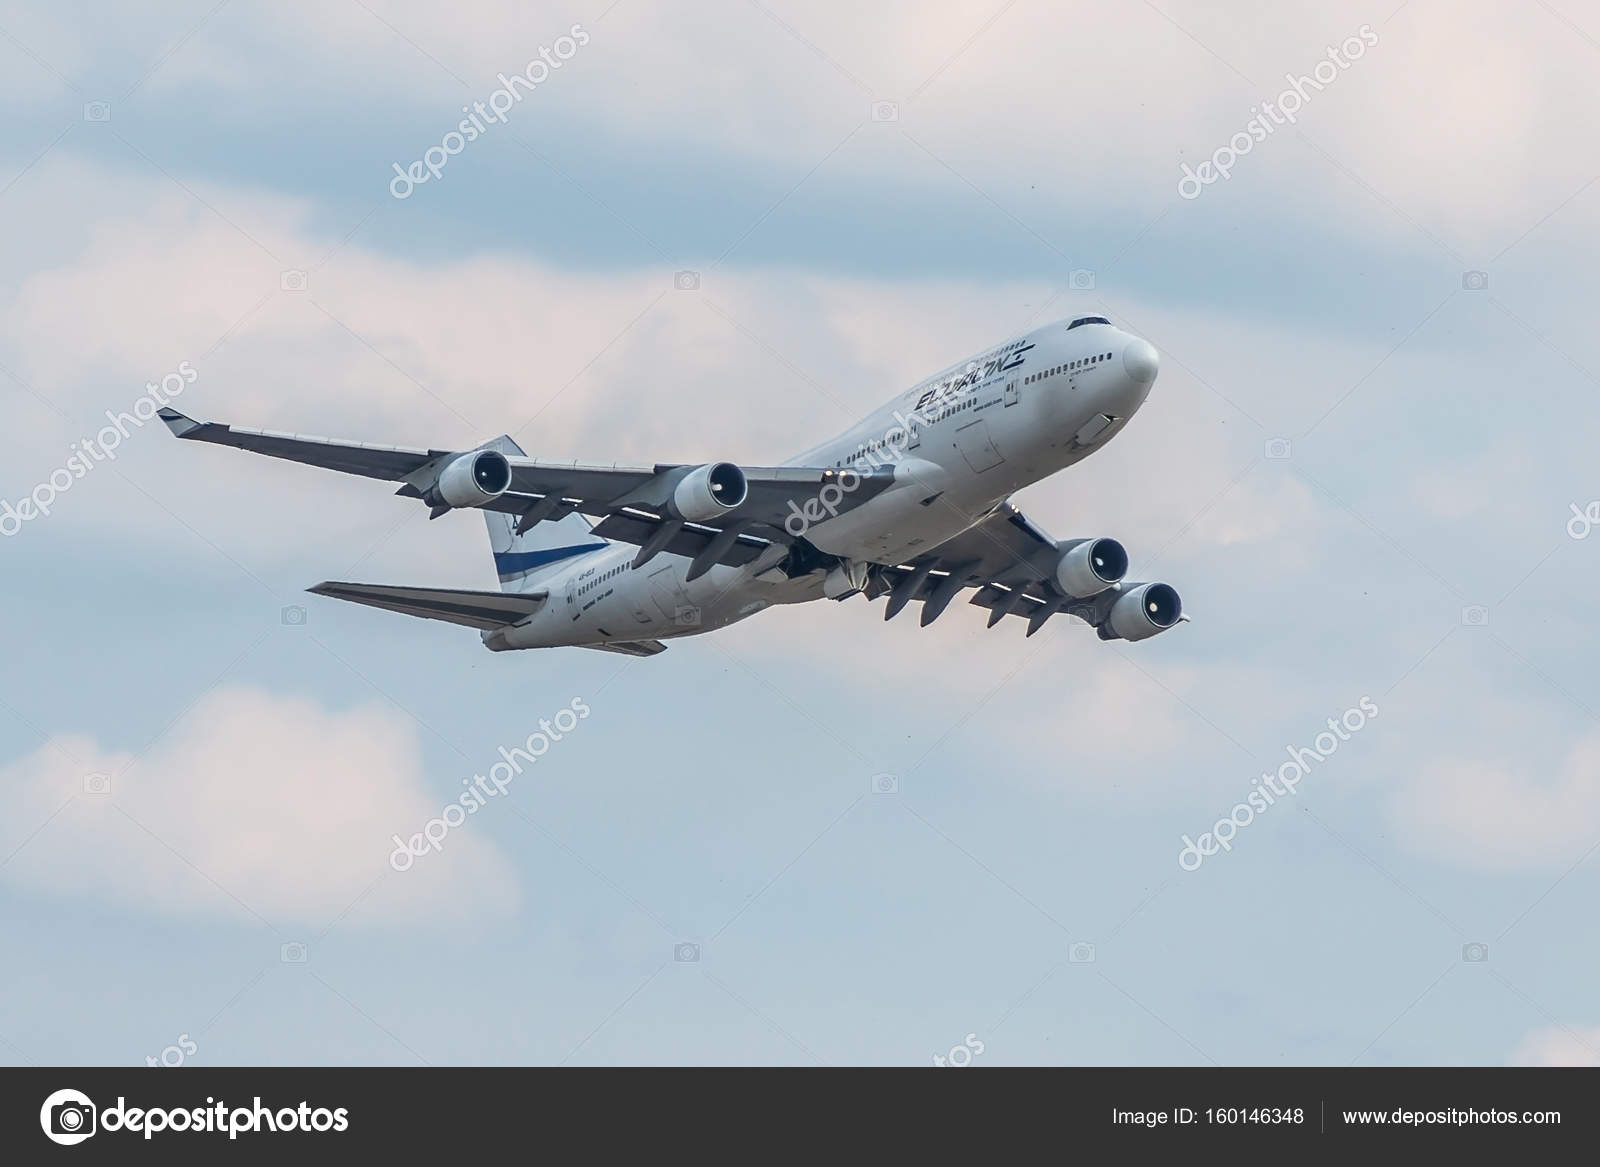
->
[2,0,1599,1066]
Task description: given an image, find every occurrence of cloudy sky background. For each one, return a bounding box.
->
[2,0,1599,1065]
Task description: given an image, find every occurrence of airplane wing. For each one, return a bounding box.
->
[155,412,450,478]
[158,408,894,572]
[869,503,1122,636]
[306,582,548,631]
[902,503,1062,586]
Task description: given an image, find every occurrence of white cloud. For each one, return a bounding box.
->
[0,154,1331,570]
[1511,1024,1600,1066]
[0,157,1565,833]
[0,686,520,925]
[724,590,1324,806]
[8,0,1598,251]
[1407,445,1539,525]
[1387,732,1600,871]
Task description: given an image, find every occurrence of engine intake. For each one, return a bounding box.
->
[436,449,512,508]
[673,462,748,521]
[1055,537,1128,598]
[1107,582,1183,642]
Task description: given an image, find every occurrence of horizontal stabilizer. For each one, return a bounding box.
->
[307,581,547,631]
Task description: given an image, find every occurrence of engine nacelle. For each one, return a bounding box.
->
[1055,537,1128,598]
[436,449,512,508]
[1106,583,1183,642]
[672,462,748,521]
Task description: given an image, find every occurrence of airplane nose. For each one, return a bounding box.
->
[1122,337,1159,383]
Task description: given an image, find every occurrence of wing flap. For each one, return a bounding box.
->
[589,512,772,567]
[902,502,1060,585]
[307,582,547,630]
[876,504,1097,631]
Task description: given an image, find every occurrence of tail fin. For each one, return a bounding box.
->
[481,435,609,592]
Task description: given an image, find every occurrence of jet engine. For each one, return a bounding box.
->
[1055,537,1128,598]
[672,462,749,520]
[436,450,513,508]
[1106,582,1183,641]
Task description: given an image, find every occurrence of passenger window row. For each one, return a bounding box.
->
[580,564,625,595]
[832,390,986,466]
[1024,352,1112,384]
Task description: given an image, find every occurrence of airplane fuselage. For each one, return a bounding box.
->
[486,318,1160,650]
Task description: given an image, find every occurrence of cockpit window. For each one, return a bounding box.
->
[1067,316,1110,330]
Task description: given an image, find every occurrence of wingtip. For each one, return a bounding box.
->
[156,406,202,438]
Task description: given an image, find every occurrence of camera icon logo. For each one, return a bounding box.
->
[40,1089,97,1146]
[1461,270,1489,291]
[281,941,308,963]
[871,101,899,122]
[1462,942,1489,962]
[870,772,898,794]
[1069,942,1096,964]
[1461,605,1489,627]
[1068,268,1096,291]
[281,605,307,627]
[84,772,111,795]
[674,270,700,291]
[280,269,308,292]
[83,102,112,122]
[675,605,702,627]
[674,942,700,963]
[1264,437,1292,460]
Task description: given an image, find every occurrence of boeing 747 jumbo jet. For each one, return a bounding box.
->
[159,315,1183,658]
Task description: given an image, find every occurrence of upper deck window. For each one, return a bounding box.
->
[1067,316,1110,330]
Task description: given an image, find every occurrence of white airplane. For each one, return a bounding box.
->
[159,315,1183,657]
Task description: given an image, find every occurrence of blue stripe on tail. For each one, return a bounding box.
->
[478,433,610,592]
[494,543,608,577]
